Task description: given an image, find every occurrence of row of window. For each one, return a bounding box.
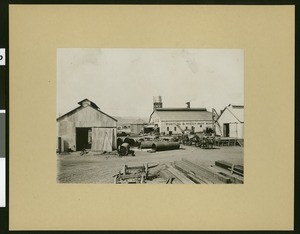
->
[166,126,200,131]
[167,126,177,131]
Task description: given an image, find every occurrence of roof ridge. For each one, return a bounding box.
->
[57,102,117,122]
[226,106,243,123]
[155,108,207,111]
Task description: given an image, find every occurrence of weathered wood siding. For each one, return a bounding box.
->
[92,128,116,152]
[57,121,76,151]
[57,106,117,151]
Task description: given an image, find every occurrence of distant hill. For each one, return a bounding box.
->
[113,116,149,125]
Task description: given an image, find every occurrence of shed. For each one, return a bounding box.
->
[130,119,147,134]
[215,104,244,139]
[57,99,117,152]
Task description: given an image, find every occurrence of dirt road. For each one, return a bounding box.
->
[57,145,243,184]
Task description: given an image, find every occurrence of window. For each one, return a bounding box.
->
[174,127,177,131]
[186,126,188,130]
[167,127,169,131]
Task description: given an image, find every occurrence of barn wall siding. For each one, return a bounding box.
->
[58,121,76,151]
[92,128,113,152]
[57,105,117,152]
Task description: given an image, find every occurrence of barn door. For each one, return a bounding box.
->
[92,128,113,152]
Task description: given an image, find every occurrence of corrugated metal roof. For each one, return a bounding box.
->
[154,108,212,121]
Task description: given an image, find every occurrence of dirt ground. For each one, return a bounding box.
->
[57,145,244,184]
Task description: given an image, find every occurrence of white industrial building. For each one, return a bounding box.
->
[149,96,213,135]
[215,104,244,139]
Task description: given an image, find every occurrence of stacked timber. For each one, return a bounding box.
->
[173,161,212,184]
[209,166,243,184]
[175,159,232,184]
[160,169,181,184]
[165,163,195,184]
[159,160,243,184]
[215,160,244,176]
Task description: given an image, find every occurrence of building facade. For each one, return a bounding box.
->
[149,108,213,135]
[57,99,117,152]
[215,104,244,139]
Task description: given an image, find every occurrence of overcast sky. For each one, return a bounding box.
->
[57,48,244,118]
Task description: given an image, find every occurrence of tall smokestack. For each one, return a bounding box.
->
[153,96,163,111]
[186,101,190,108]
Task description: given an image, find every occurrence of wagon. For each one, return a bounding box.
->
[113,164,149,184]
[195,135,215,149]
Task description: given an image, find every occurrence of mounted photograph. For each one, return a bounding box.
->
[56,48,244,184]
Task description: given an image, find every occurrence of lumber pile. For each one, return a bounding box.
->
[180,159,231,184]
[165,163,195,184]
[215,160,244,176]
[209,166,243,184]
[159,160,244,184]
[159,160,231,184]
[159,169,182,184]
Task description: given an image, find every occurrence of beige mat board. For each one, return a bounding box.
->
[9,5,294,230]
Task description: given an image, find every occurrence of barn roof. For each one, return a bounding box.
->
[56,99,117,122]
[77,98,99,109]
[150,108,212,122]
[228,105,244,122]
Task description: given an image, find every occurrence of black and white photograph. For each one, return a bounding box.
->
[56,48,244,184]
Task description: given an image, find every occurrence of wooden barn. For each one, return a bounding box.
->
[57,99,117,153]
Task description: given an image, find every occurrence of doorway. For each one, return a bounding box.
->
[76,128,92,151]
[223,123,230,137]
